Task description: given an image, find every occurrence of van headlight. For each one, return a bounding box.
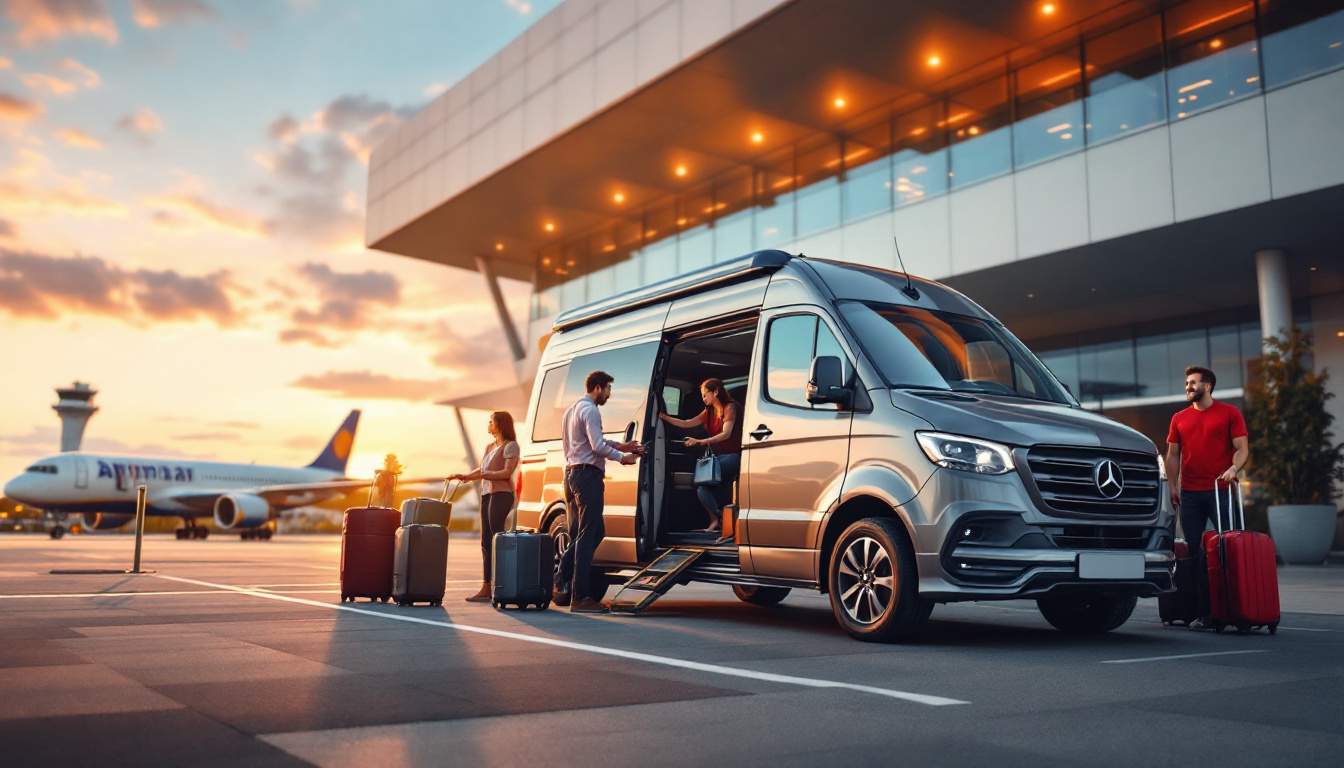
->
[915,432,1015,475]
[1157,455,1167,481]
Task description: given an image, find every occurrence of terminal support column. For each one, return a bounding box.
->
[475,254,526,364]
[1254,248,1292,350]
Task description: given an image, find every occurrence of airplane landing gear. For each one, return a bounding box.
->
[240,528,273,541]
[175,521,210,540]
[49,525,66,540]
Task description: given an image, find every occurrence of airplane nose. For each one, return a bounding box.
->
[4,475,31,503]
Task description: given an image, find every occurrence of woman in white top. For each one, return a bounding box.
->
[448,410,520,603]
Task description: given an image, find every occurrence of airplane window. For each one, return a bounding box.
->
[26,465,58,474]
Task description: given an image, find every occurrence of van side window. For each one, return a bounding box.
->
[569,340,660,432]
[531,364,573,442]
[765,315,854,410]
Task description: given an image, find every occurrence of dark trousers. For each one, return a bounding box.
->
[479,492,514,582]
[695,452,740,524]
[558,465,605,600]
[1179,490,1235,616]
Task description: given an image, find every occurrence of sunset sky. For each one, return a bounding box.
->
[0,0,559,483]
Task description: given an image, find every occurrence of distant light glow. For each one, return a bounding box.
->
[543,221,555,232]
[494,242,503,251]
[832,96,847,109]
[612,191,625,204]
[926,54,942,68]
[674,163,687,177]
[750,130,764,144]
[1041,3,1057,16]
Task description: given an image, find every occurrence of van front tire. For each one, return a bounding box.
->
[827,518,929,642]
[1036,592,1137,634]
[733,584,790,606]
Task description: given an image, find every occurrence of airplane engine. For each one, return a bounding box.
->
[212,494,271,529]
[81,512,132,530]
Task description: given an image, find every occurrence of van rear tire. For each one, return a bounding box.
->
[1036,592,1137,634]
[732,584,790,606]
[827,517,929,642]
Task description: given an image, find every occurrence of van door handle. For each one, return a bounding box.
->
[750,424,773,441]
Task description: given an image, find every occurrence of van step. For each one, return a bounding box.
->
[608,547,705,614]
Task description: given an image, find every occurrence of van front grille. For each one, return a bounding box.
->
[1048,525,1152,550]
[1025,446,1160,517]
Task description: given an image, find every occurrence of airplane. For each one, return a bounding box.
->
[2,410,418,541]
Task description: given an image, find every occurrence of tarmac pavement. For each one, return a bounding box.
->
[1,533,1341,766]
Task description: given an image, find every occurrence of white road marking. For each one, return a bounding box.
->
[0,586,483,600]
[154,574,969,707]
[1100,650,1268,664]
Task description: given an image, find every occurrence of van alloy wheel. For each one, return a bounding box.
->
[836,536,894,625]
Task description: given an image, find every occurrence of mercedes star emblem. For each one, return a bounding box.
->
[1093,459,1125,499]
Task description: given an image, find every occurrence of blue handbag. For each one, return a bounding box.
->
[693,447,721,486]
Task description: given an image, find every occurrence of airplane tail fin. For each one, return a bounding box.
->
[308,410,360,474]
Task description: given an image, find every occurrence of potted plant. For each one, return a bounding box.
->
[1243,327,1344,564]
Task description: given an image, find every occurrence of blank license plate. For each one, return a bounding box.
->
[1077,552,1144,579]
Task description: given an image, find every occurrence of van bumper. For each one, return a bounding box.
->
[904,467,1175,602]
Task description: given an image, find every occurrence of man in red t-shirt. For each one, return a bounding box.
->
[1165,365,1249,626]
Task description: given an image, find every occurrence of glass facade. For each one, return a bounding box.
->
[531,0,1344,320]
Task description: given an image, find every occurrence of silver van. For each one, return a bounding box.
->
[516,250,1174,642]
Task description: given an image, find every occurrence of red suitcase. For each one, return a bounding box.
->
[1202,482,1279,634]
[341,506,400,603]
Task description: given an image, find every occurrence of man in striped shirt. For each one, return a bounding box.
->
[557,370,644,613]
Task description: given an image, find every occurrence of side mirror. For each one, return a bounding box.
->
[623,421,637,443]
[806,356,851,407]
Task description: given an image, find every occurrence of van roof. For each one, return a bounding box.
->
[552,249,792,333]
[551,250,994,334]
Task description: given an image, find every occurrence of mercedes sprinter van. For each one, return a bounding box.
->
[516,250,1174,641]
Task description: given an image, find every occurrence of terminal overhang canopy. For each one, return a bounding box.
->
[366,0,1137,282]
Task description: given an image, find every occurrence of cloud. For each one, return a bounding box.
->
[0,180,126,217]
[423,82,449,98]
[283,261,400,332]
[0,57,12,69]
[503,0,533,16]
[4,0,119,46]
[0,249,238,325]
[279,327,337,347]
[56,128,101,149]
[116,108,163,142]
[59,58,100,88]
[145,191,266,238]
[420,322,513,375]
[290,370,451,402]
[21,72,75,95]
[0,218,15,239]
[170,431,240,441]
[0,92,43,121]
[267,114,299,142]
[131,0,216,28]
[264,191,361,245]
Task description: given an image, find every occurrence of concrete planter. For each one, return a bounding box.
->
[1268,504,1338,564]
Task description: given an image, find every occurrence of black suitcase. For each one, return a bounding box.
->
[491,529,554,610]
[1159,539,1201,626]
[392,524,449,607]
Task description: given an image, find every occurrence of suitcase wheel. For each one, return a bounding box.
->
[539,601,550,610]
[1237,623,1251,634]
[1214,622,1225,634]
[1268,623,1278,635]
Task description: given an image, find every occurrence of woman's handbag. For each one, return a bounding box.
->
[693,446,721,486]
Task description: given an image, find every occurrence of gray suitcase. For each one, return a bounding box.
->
[491,529,554,610]
[399,480,458,527]
[392,524,449,607]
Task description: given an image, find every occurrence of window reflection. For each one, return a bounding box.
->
[1260,3,1344,87]
[1086,15,1167,144]
[1015,46,1085,166]
[714,208,753,262]
[842,120,892,221]
[1166,0,1260,119]
[948,71,1013,187]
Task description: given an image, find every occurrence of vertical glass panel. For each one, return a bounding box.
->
[1078,339,1138,402]
[642,237,678,284]
[558,241,587,310]
[535,246,564,319]
[586,265,615,302]
[1086,15,1167,144]
[1165,0,1260,120]
[678,224,713,273]
[714,208,754,262]
[1260,3,1344,87]
[1135,334,1169,398]
[530,364,573,442]
[754,146,794,248]
[890,104,949,205]
[795,140,841,237]
[1014,45,1085,166]
[535,285,560,319]
[1168,329,1208,388]
[679,185,714,237]
[1239,321,1264,369]
[765,314,817,408]
[714,167,754,223]
[1209,323,1244,390]
[613,251,641,293]
[842,119,892,221]
[569,341,661,430]
[948,72,1013,187]
[755,198,793,249]
[1040,348,1081,398]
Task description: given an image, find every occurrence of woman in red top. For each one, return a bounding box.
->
[659,378,742,542]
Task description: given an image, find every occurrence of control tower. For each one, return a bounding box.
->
[53,382,98,452]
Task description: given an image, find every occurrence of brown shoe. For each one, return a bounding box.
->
[570,597,608,614]
[464,583,492,603]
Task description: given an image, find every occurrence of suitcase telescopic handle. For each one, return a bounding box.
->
[1213,478,1246,533]
[440,478,461,503]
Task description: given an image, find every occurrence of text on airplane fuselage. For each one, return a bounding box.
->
[98,460,194,490]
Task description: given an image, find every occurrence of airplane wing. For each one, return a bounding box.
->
[162,477,466,514]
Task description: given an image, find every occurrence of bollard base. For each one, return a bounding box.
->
[49,569,158,575]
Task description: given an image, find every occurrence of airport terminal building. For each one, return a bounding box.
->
[365,0,1344,453]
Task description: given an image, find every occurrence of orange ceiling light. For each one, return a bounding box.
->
[1209,37,1224,49]
[612,191,626,204]
[1040,2,1057,16]
[674,163,688,177]
[494,242,504,251]
[543,221,555,233]
[832,95,847,109]
[750,130,765,144]
[926,53,942,68]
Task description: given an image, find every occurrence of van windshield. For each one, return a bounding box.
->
[838,301,1075,405]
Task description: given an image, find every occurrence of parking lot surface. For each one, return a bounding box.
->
[2,534,1341,766]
